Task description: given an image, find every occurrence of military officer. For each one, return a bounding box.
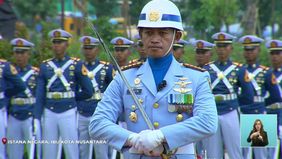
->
[238,35,270,158]
[129,34,147,64]
[192,40,214,68]
[78,36,114,159]
[111,36,134,69]
[0,54,26,159]
[173,39,189,63]
[265,40,282,158]
[89,0,218,159]
[35,29,93,159]
[6,38,40,159]
[202,32,254,159]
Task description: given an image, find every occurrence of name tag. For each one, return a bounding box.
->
[127,88,142,95]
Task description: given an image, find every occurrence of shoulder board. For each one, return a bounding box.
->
[232,62,242,67]
[121,62,143,71]
[205,61,215,66]
[129,59,138,64]
[182,63,206,72]
[0,59,7,62]
[100,60,110,65]
[32,66,39,72]
[71,57,80,61]
[42,58,53,63]
[259,65,269,70]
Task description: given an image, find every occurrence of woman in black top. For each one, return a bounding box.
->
[247,119,268,146]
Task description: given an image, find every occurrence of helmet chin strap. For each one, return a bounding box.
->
[163,30,176,57]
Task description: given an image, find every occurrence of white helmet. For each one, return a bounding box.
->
[137,0,183,31]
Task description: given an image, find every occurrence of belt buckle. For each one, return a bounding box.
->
[215,95,224,102]
[94,92,102,100]
[52,92,62,99]
[16,99,25,105]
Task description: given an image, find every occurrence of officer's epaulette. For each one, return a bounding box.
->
[100,60,110,65]
[182,63,206,72]
[71,57,80,61]
[232,62,242,67]
[32,66,39,72]
[121,61,143,71]
[205,61,215,66]
[42,58,53,63]
[259,65,269,70]
[128,59,138,64]
[0,58,7,62]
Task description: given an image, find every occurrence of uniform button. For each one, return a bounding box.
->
[176,114,183,122]
[131,105,137,111]
[80,111,83,114]
[69,105,72,108]
[230,108,233,110]
[153,103,159,108]
[28,112,32,115]
[14,114,17,116]
[255,109,258,113]
[153,122,159,129]
[50,107,54,110]
[138,99,143,104]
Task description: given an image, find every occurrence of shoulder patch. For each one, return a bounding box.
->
[182,63,206,72]
[100,60,110,65]
[232,62,242,67]
[259,65,269,70]
[43,58,53,63]
[121,61,143,71]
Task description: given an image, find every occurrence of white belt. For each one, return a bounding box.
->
[214,93,237,102]
[46,91,75,99]
[0,92,4,99]
[254,96,264,103]
[11,97,35,105]
[175,143,194,154]
[266,102,282,110]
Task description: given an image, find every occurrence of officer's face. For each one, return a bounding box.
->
[83,46,99,61]
[173,47,184,62]
[215,44,232,61]
[270,51,282,67]
[243,47,260,63]
[13,51,30,66]
[195,49,212,67]
[52,40,68,56]
[140,28,181,58]
[114,47,130,65]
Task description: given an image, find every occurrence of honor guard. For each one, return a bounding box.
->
[35,29,93,159]
[78,36,114,159]
[130,34,147,64]
[173,39,189,63]
[238,35,270,158]
[89,0,218,159]
[111,36,134,69]
[6,38,41,159]
[202,32,254,159]
[265,40,282,158]
[0,49,26,159]
[192,40,214,68]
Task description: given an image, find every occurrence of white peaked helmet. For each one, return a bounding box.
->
[137,0,183,31]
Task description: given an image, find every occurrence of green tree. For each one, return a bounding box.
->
[90,0,118,18]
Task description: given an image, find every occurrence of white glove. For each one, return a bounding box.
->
[134,129,164,152]
[128,133,143,154]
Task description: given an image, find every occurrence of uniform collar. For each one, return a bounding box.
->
[246,62,259,68]
[215,59,232,66]
[85,59,98,66]
[16,64,31,72]
[54,54,69,62]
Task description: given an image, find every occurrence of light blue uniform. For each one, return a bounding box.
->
[89,57,218,159]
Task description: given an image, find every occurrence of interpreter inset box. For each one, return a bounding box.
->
[240,114,277,147]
